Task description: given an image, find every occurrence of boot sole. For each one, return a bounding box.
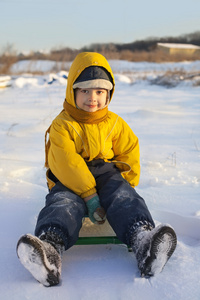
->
[141,225,177,277]
[16,234,60,286]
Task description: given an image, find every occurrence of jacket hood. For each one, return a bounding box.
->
[66,52,115,107]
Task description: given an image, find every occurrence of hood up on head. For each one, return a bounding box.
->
[65,52,115,108]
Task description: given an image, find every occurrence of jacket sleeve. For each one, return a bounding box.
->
[48,121,97,198]
[112,117,140,187]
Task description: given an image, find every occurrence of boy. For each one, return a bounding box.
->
[17,52,177,287]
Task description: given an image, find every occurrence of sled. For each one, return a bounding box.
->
[76,216,132,251]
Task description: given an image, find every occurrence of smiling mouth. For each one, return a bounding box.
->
[87,104,97,108]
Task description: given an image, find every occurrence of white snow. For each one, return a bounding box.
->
[0,75,12,88]
[0,59,200,299]
[10,60,72,74]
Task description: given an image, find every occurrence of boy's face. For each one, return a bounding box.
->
[75,88,108,112]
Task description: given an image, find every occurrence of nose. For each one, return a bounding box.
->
[88,90,96,102]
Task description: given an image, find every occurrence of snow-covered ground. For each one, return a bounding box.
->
[0,60,200,300]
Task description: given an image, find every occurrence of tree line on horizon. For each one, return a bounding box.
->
[0,31,200,74]
[49,31,200,61]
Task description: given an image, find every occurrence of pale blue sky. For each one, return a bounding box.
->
[1,0,200,53]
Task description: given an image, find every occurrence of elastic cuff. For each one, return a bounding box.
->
[80,187,97,199]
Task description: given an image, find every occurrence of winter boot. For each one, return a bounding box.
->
[131,223,177,278]
[16,234,63,287]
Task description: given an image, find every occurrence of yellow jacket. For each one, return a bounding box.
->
[45,52,140,198]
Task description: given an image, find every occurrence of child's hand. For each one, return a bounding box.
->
[85,195,106,225]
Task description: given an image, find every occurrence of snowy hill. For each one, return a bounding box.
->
[0,60,200,299]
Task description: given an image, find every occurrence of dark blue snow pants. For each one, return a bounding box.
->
[35,160,155,250]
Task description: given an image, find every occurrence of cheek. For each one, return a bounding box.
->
[75,94,83,106]
[98,99,106,107]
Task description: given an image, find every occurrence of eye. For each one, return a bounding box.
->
[81,89,89,94]
[96,90,104,95]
